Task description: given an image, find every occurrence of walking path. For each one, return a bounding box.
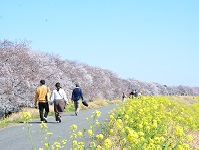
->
[0,104,116,150]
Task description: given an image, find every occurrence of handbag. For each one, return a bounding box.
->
[82,100,88,107]
[57,90,66,106]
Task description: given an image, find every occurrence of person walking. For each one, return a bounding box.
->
[138,90,142,98]
[34,80,51,123]
[50,82,68,123]
[122,92,126,102]
[71,83,84,116]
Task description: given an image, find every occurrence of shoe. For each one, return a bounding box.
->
[75,112,78,116]
[58,116,61,123]
[43,117,47,123]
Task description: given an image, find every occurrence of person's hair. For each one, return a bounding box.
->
[55,82,61,88]
[75,83,79,87]
[40,80,45,85]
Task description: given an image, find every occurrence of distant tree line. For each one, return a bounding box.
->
[0,40,199,118]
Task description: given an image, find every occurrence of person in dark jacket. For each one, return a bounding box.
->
[71,83,84,116]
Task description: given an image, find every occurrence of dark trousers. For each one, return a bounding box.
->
[38,102,49,121]
[74,100,80,114]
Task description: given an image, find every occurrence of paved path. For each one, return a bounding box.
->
[0,104,116,150]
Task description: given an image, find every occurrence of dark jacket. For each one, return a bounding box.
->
[72,87,84,101]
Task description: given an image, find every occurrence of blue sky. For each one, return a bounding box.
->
[1,0,199,87]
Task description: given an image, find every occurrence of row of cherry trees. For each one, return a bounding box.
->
[0,40,199,117]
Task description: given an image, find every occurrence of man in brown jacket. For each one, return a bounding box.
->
[34,80,51,123]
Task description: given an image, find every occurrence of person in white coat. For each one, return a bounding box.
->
[50,82,68,123]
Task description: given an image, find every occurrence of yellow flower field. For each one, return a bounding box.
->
[21,96,199,149]
[100,96,199,149]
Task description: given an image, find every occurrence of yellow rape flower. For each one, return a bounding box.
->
[88,129,92,136]
[124,114,129,120]
[72,140,78,145]
[47,132,53,136]
[22,112,31,120]
[122,138,126,144]
[109,115,114,120]
[53,141,61,148]
[90,142,96,147]
[77,131,83,137]
[154,137,161,144]
[70,124,77,130]
[176,145,183,150]
[104,138,112,148]
[121,128,125,133]
[117,119,122,124]
[39,122,48,129]
[174,126,184,136]
[144,121,149,126]
[138,132,144,137]
[44,143,49,148]
[109,129,113,134]
[77,142,84,149]
[146,126,150,132]
[126,109,132,115]
[99,134,104,140]
[159,103,164,110]
[71,133,77,138]
[152,122,158,128]
[140,137,146,142]
[95,110,101,117]
[78,142,84,146]
[149,138,155,144]
[62,139,67,145]
[96,145,102,149]
[182,143,190,149]
[186,135,193,142]
[138,124,143,129]
[128,131,138,143]
[96,134,104,140]
[96,121,100,125]
[116,123,122,129]
[159,136,165,142]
